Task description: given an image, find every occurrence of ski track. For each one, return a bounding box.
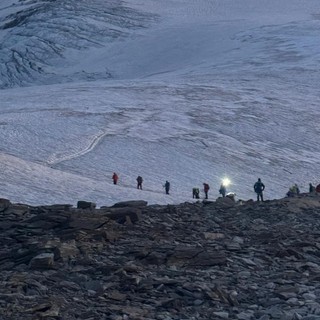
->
[46,130,108,166]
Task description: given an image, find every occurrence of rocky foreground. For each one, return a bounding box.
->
[1,195,320,320]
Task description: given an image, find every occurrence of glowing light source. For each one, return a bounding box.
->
[222,177,231,187]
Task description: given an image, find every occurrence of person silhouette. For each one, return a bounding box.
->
[164,181,170,195]
[254,178,265,202]
[192,188,200,199]
[112,172,118,185]
[203,183,210,199]
[309,183,316,193]
[137,176,143,190]
[219,184,226,197]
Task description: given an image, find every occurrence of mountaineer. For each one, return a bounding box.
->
[112,172,119,185]
[219,184,227,197]
[203,183,210,199]
[164,180,170,195]
[254,178,265,202]
[136,176,143,190]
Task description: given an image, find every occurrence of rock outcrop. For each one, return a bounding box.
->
[0,195,320,319]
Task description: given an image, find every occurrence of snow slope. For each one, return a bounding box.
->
[0,0,320,206]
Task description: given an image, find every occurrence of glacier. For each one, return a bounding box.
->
[0,0,320,206]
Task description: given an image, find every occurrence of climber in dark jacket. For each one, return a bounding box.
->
[137,176,143,190]
[254,178,265,202]
[219,184,226,197]
[309,183,316,193]
[164,181,170,195]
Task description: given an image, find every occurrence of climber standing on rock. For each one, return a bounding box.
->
[219,183,227,197]
[203,183,210,199]
[254,178,265,202]
[192,188,200,199]
[309,183,316,193]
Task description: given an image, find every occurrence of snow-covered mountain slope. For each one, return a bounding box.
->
[0,0,320,206]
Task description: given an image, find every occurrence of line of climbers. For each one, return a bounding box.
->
[111,173,320,201]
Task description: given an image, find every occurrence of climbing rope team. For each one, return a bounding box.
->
[111,173,320,201]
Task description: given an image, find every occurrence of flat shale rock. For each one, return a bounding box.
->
[216,196,236,207]
[29,253,54,269]
[0,195,320,319]
[77,200,96,209]
[111,200,148,208]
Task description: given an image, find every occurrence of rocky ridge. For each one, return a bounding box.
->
[0,195,320,320]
